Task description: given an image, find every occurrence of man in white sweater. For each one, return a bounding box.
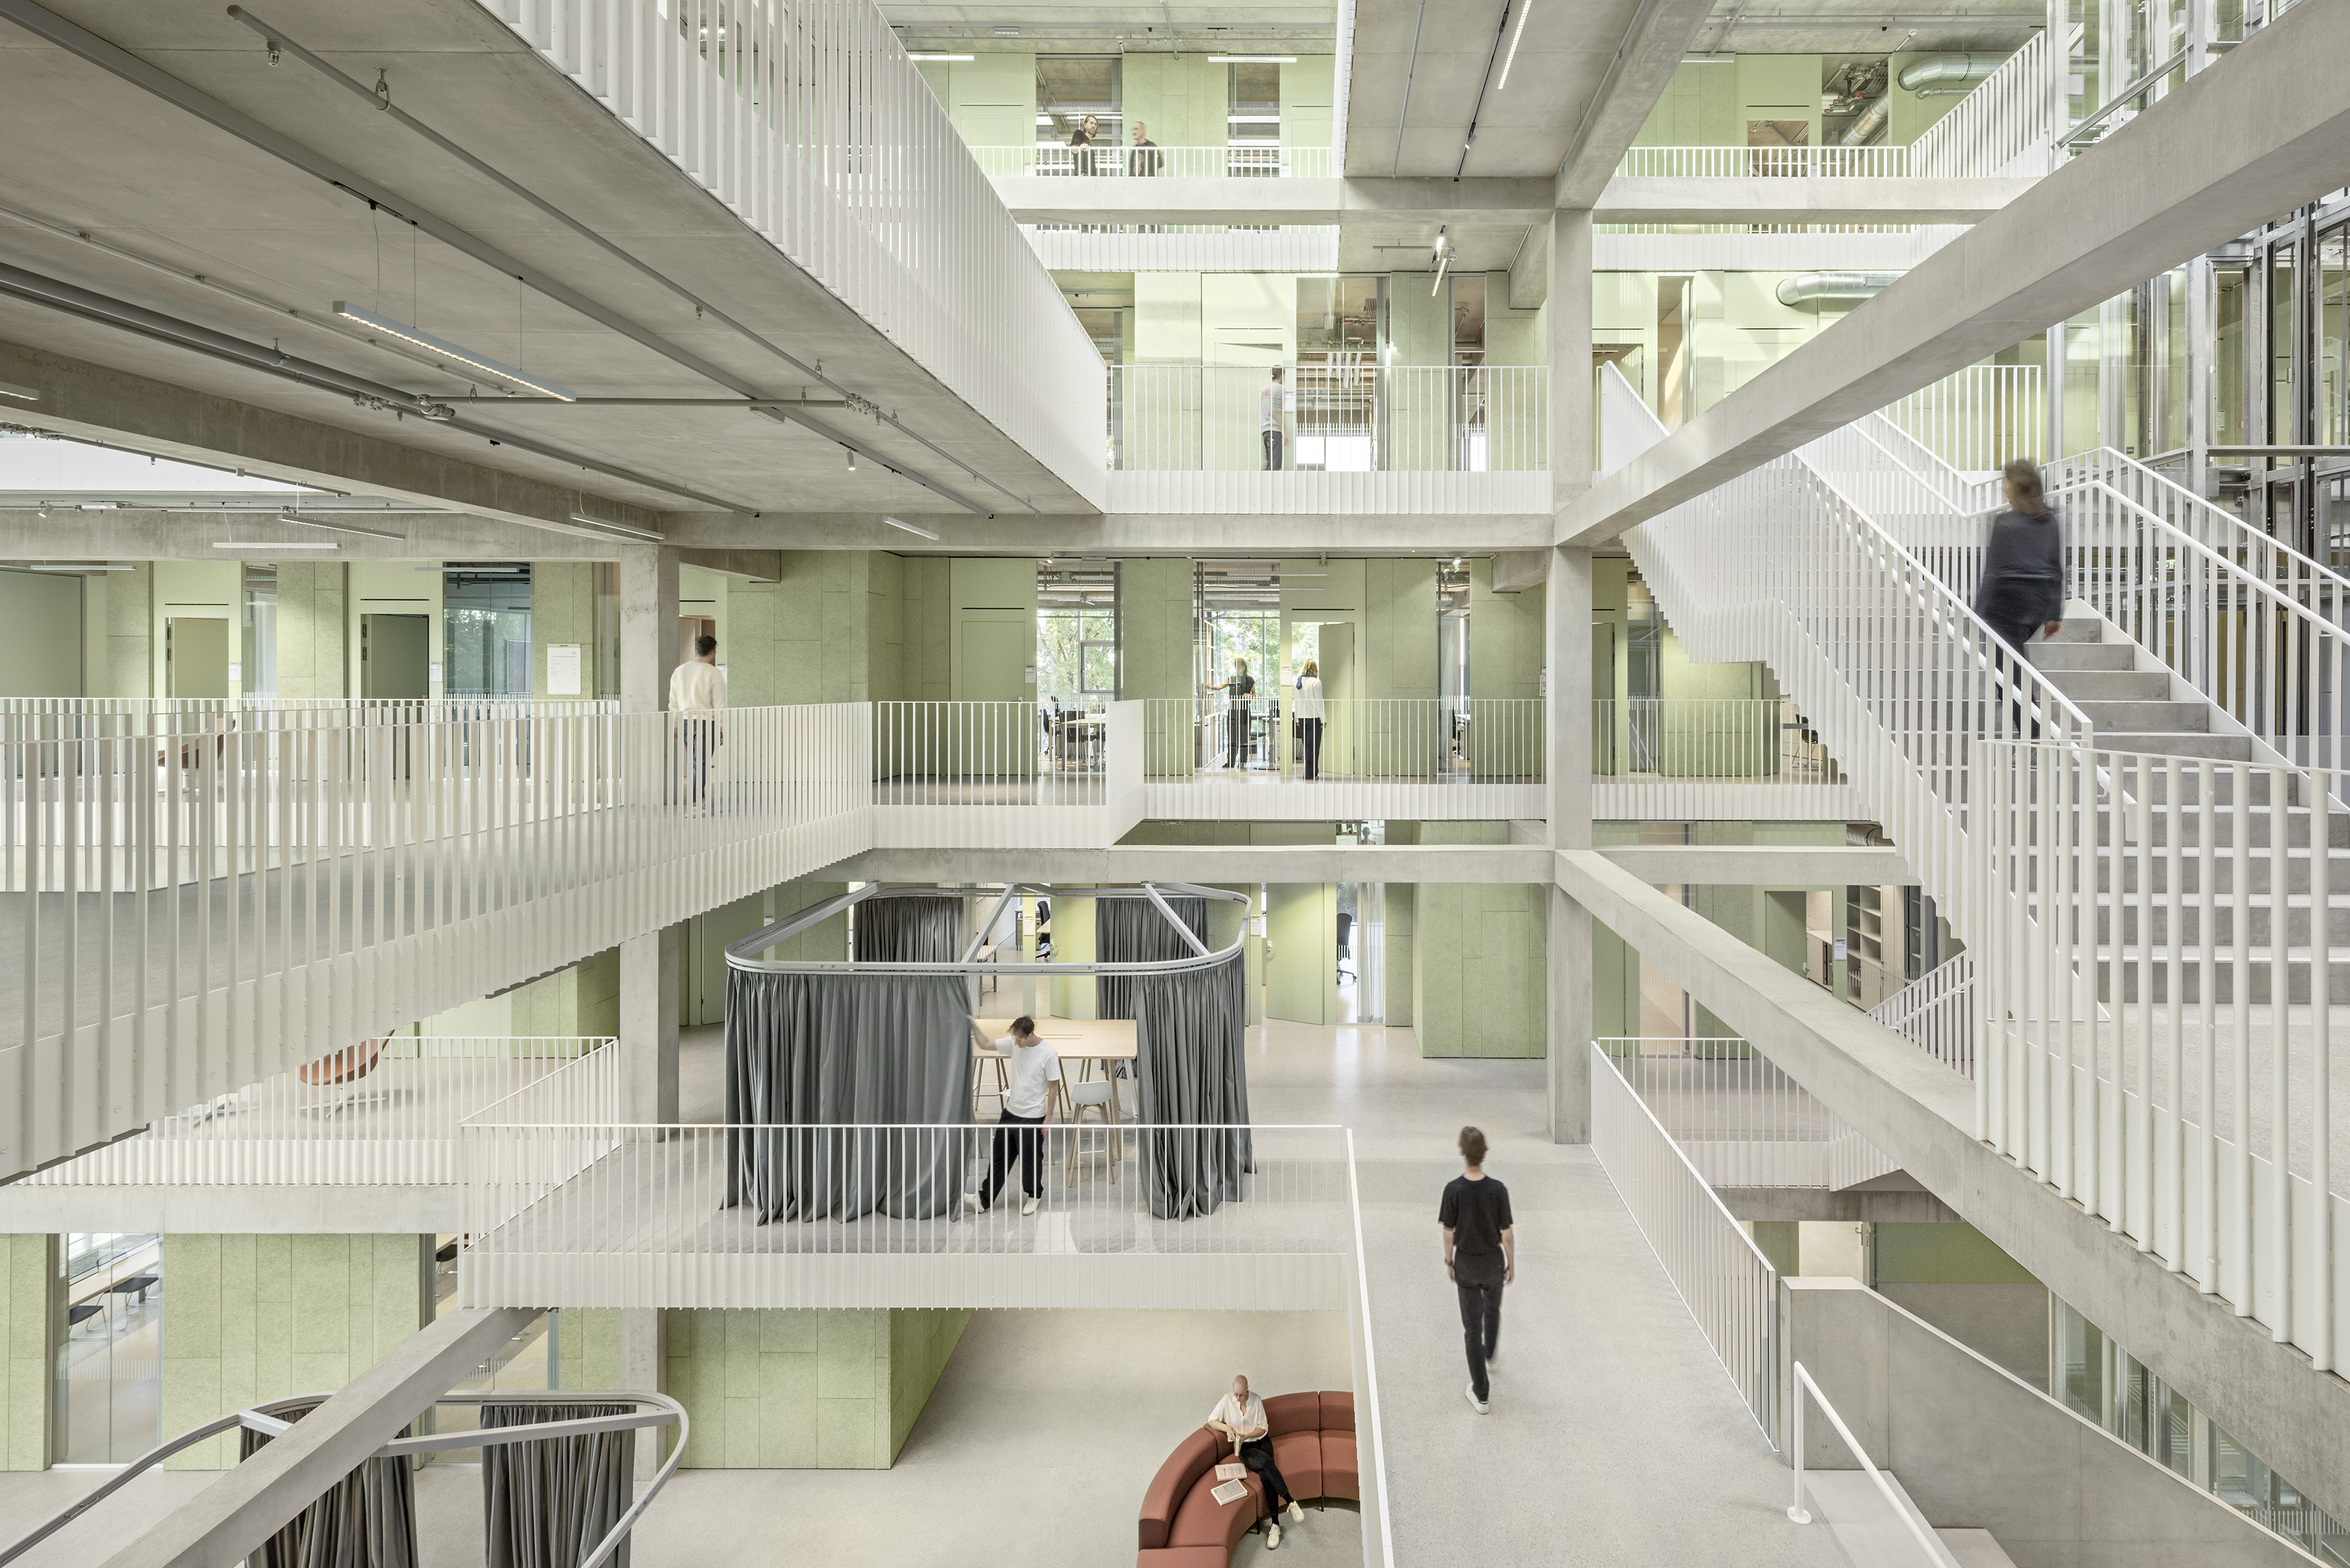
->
[668,633,726,806]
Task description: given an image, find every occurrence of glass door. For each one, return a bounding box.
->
[54,1232,163,1464]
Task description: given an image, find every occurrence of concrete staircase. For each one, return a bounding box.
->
[1801,1471,2018,1568]
[2032,616,2252,761]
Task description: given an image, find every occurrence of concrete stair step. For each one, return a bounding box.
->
[2042,669,2172,700]
[2075,700,2212,732]
[2088,732,2255,761]
[2034,643,2136,671]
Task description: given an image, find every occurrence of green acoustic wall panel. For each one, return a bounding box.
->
[1121,558,1196,775]
[1412,824,1547,1057]
[2,1234,54,1469]
[728,551,907,708]
[531,561,596,702]
[105,563,153,699]
[1266,882,1337,1025]
[666,1308,968,1469]
[161,1234,430,1469]
[275,562,348,700]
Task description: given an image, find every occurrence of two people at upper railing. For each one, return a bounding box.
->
[1974,459,2065,734]
[1063,115,1162,176]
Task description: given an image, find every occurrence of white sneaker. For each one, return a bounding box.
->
[962,1193,982,1213]
[1286,1500,1303,1525]
[1465,1382,1490,1414]
[1265,1521,1281,1551]
[1020,1196,1039,1216]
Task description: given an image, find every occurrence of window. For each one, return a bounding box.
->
[1035,55,1119,169]
[1037,559,1117,706]
[1227,62,1281,175]
[442,564,533,698]
[241,560,277,698]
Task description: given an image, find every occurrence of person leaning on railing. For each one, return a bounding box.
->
[1069,114,1101,176]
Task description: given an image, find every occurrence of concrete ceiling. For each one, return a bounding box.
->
[878,0,1335,54]
[1689,1,2044,56]
[0,0,1098,527]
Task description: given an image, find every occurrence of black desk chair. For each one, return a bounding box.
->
[1336,911,1356,983]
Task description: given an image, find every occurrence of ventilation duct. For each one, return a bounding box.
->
[1775,271,1902,307]
[1838,96,1891,145]
[1898,53,2002,92]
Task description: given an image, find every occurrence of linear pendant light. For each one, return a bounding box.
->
[334,302,578,401]
[277,507,405,542]
[568,510,666,542]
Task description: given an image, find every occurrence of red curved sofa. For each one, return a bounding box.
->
[1137,1391,1357,1566]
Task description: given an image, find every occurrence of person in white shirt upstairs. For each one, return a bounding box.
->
[965,1015,1059,1216]
[667,633,726,808]
[1260,367,1290,472]
[1207,1372,1303,1549]
[1293,658,1326,780]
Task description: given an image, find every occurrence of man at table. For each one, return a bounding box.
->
[966,1016,1059,1217]
[1207,1373,1303,1549]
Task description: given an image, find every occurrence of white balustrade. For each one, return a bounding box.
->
[1868,952,1977,1077]
[1599,1039,1898,1192]
[1880,364,2047,470]
[1973,740,2347,1373]
[1614,145,1911,179]
[477,0,1104,494]
[974,145,1334,180]
[25,1035,615,1188]
[1589,1041,1780,1438]
[458,1118,1360,1311]
[1909,31,2054,178]
[869,699,1143,848]
[1,701,868,1182]
[1590,697,1862,822]
[1110,364,1548,474]
[1138,696,1545,821]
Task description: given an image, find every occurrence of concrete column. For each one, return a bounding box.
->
[620,924,680,1127]
[619,545,679,714]
[618,1308,669,1480]
[1549,208,1595,512]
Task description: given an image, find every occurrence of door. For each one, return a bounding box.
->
[958,616,1035,778]
[164,617,229,699]
[1265,882,1337,1024]
[361,614,431,699]
[1317,623,1355,778]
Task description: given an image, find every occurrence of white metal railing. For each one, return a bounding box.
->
[1593,698,1840,783]
[972,144,1334,180]
[1881,364,2046,470]
[1589,1041,1780,1439]
[0,698,621,720]
[1598,1039,1898,1191]
[872,700,1106,803]
[1910,31,2052,179]
[1614,145,1911,180]
[457,1119,1356,1310]
[480,0,1104,493]
[1787,1361,1953,1566]
[25,1036,615,1187]
[1868,952,1976,1077]
[1110,364,1547,473]
[1143,696,1542,782]
[2,700,869,1182]
[1974,738,2346,1372]
[1626,417,2094,947]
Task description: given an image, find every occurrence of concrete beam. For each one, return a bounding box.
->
[1555,846,2350,1527]
[0,340,664,541]
[98,1307,537,1568]
[1716,1185,1962,1224]
[1591,176,2035,224]
[1597,844,1915,885]
[1557,0,2350,548]
[1552,0,1723,207]
[685,511,1557,554]
[821,844,1557,885]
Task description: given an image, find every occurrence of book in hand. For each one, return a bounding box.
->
[1215,1461,1246,1482]
[1211,1478,1250,1506]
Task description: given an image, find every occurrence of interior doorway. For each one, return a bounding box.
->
[164,616,229,699]
[54,1232,163,1464]
[361,612,431,699]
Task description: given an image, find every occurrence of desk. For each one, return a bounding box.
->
[971,1017,1138,1117]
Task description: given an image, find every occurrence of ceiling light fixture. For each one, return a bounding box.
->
[1207,55,1296,63]
[0,379,36,401]
[568,510,666,542]
[332,302,578,402]
[28,562,133,572]
[1495,0,1534,91]
[846,447,859,472]
[216,540,338,550]
[883,516,940,540]
[908,52,974,60]
[277,507,404,542]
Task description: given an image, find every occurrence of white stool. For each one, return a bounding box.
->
[1063,1078,1123,1185]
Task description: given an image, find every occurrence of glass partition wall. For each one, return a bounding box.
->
[53,1232,163,1464]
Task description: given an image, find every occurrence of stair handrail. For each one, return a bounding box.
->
[2050,445,2350,596]
[1788,1360,1957,1567]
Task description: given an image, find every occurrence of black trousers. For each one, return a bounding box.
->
[1262,428,1285,471]
[977,1110,1045,1207]
[1299,716,1324,779]
[1238,1435,1295,1517]
[1458,1275,1504,1401]
[1226,703,1253,768]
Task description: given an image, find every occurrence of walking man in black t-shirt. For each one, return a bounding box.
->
[1439,1126,1515,1414]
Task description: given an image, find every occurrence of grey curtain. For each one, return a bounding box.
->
[1132,951,1252,1218]
[239,1401,418,1568]
[853,895,963,962]
[480,1403,634,1568]
[724,968,974,1222]
[1096,895,1208,1019]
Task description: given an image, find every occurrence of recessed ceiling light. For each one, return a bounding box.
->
[334,302,577,402]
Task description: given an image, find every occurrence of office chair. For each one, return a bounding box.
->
[1336,911,1355,984]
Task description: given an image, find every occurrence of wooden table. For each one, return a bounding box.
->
[970,1017,1138,1117]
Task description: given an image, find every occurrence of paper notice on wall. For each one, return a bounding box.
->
[1833,939,1848,962]
[547,643,582,696]
[428,663,443,685]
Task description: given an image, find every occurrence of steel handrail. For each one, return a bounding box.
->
[726,880,1252,975]
[1788,1361,1953,1566]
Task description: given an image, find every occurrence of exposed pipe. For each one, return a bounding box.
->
[1897,52,2001,90]
[1838,96,1891,145]
[1774,271,1902,307]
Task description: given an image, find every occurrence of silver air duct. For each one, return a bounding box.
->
[1838,95,1891,145]
[1897,53,2001,92]
[1775,271,1902,307]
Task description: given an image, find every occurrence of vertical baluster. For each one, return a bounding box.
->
[2232,759,2254,1314]
[2270,761,2293,1342]
[2312,779,2334,1370]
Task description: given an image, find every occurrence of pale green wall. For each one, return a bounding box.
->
[901,557,953,701]
[1469,560,1544,780]
[1049,887,1097,1019]
[917,52,1035,149]
[1121,557,1196,775]
[686,879,848,1027]
[729,551,907,708]
[0,569,85,696]
[531,560,597,701]
[1136,273,1205,364]
[1124,54,1227,147]
[509,950,621,1038]
[1411,823,1547,1058]
[1360,558,1439,699]
[105,562,153,699]
[153,561,239,698]
[1736,54,1823,146]
[1632,60,1742,145]
[1382,876,1417,1027]
[1279,57,1335,151]
[275,562,347,700]
[346,560,443,699]
[949,558,1037,702]
[2,1235,54,1470]
[665,1308,968,1469]
[1266,882,1337,1025]
[162,1234,429,1469]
